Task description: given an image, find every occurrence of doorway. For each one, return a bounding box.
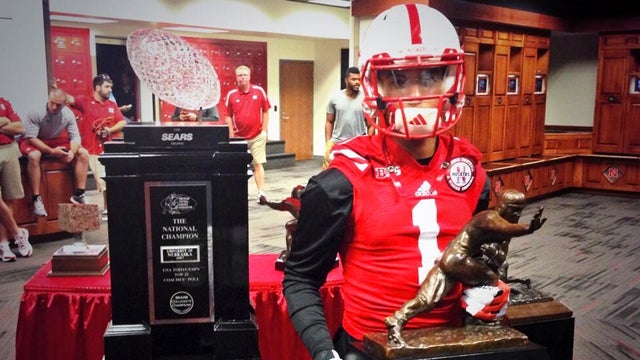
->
[96,42,139,121]
[279,60,314,160]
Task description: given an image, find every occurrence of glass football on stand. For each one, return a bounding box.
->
[49,203,109,276]
[126,28,220,113]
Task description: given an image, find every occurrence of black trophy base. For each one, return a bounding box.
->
[213,316,260,359]
[104,323,152,359]
[508,282,554,305]
[363,324,532,360]
[49,244,109,276]
[506,300,575,360]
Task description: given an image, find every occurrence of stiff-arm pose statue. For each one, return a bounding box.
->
[385,189,546,346]
[259,185,305,266]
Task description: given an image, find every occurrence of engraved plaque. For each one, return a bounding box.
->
[145,181,213,324]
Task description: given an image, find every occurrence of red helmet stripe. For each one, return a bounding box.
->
[405,4,422,45]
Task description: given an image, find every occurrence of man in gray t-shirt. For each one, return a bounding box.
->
[324,67,369,169]
[19,88,89,217]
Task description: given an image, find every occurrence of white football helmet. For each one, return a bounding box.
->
[358,4,465,139]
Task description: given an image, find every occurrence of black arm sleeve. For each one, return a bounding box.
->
[473,176,491,214]
[283,168,353,360]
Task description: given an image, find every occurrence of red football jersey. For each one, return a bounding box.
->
[73,95,124,155]
[329,134,487,340]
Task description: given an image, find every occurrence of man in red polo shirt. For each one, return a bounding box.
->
[0,97,31,261]
[67,74,126,221]
[224,65,271,203]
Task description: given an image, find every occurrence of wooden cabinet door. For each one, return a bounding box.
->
[462,41,479,96]
[532,94,546,155]
[473,96,492,158]
[622,98,640,154]
[488,96,506,161]
[456,98,474,141]
[504,95,519,159]
[593,49,628,153]
[487,45,509,161]
[594,97,625,153]
[457,95,491,160]
[493,45,509,96]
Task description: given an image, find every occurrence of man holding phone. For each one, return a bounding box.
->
[19,88,90,217]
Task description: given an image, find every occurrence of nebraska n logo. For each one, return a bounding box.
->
[603,164,623,184]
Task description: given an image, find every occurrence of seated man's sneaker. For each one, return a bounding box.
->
[15,228,32,257]
[70,193,87,204]
[33,196,48,217]
[0,242,16,262]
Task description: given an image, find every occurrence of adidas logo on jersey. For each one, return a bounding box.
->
[415,180,437,197]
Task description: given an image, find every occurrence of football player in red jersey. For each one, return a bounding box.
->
[66,74,126,218]
[283,4,506,360]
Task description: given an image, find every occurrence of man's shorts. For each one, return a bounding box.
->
[0,143,25,200]
[247,131,267,165]
[19,137,70,156]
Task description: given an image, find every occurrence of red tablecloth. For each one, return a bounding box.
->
[15,255,344,360]
[249,254,344,360]
[16,261,112,360]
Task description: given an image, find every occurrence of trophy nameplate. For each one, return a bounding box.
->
[363,324,529,360]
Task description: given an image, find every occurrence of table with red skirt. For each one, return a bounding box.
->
[15,254,344,360]
[16,261,112,360]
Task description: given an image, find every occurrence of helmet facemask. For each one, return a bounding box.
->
[361,52,465,139]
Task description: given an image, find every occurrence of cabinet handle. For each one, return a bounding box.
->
[525,96,531,104]
[607,96,616,103]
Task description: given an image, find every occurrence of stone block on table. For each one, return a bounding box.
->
[58,203,100,233]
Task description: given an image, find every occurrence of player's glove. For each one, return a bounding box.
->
[462,280,510,321]
[314,349,342,360]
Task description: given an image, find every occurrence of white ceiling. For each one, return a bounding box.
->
[49,0,352,41]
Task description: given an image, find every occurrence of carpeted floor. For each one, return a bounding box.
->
[508,192,640,360]
[1,157,638,359]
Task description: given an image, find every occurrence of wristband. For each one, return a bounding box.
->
[315,349,341,360]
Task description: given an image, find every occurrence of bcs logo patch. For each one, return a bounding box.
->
[446,157,476,192]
